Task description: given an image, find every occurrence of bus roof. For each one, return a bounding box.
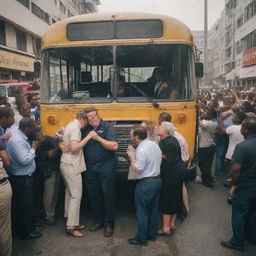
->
[42,12,194,49]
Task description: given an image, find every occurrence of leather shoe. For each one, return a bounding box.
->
[220,241,244,251]
[28,230,42,239]
[128,238,147,246]
[89,224,103,231]
[104,227,114,237]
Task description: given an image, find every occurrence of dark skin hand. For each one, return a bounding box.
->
[230,162,242,186]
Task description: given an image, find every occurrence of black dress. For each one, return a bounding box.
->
[159,136,186,215]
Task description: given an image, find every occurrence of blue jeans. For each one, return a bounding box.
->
[135,178,162,243]
[215,135,228,176]
[84,158,116,228]
[230,189,256,248]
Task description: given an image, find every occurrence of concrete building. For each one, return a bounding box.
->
[192,31,204,62]
[207,0,256,89]
[206,11,226,88]
[0,0,100,81]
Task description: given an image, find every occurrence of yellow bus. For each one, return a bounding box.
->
[39,12,202,171]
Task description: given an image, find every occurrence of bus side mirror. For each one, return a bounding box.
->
[195,62,203,78]
[34,61,41,73]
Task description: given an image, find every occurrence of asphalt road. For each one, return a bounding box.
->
[13,177,256,256]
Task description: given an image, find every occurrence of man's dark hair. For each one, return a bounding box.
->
[0,107,13,119]
[207,109,217,119]
[242,101,254,113]
[242,117,256,135]
[31,126,41,140]
[235,111,247,124]
[27,94,37,103]
[133,126,147,140]
[19,117,35,130]
[159,112,172,122]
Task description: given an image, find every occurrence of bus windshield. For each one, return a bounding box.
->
[41,44,195,104]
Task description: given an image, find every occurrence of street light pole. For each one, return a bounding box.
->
[204,0,208,85]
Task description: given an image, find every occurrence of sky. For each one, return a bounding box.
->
[98,0,225,31]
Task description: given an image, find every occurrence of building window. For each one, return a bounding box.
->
[60,2,66,14]
[0,20,6,45]
[243,30,256,51]
[16,29,27,52]
[236,40,243,54]
[237,15,243,29]
[225,47,232,60]
[244,0,256,23]
[31,3,50,24]
[33,37,41,58]
[16,0,29,9]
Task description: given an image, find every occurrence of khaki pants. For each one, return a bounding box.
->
[44,171,60,220]
[60,163,82,226]
[0,180,12,256]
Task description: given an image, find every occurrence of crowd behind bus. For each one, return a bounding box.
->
[0,87,256,254]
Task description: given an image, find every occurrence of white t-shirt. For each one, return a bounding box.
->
[174,131,189,162]
[199,119,218,148]
[61,119,86,174]
[225,124,244,160]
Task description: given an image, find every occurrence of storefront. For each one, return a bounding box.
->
[0,47,35,81]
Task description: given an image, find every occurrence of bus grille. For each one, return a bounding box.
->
[114,123,135,170]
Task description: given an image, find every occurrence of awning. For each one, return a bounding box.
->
[239,66,256,79]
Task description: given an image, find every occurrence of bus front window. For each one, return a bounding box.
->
[116,44,195,102]
[41,46,113,104]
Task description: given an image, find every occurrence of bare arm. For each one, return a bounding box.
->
[70,131,94,152]
[169,89,179,100]
[230,162,242,186]
[0,150,10,168]
[90,131,118,151]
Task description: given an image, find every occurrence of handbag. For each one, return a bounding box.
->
[183,165,197,182]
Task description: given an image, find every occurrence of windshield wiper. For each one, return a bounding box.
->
[129,83,161,109]
[121,69,162,109]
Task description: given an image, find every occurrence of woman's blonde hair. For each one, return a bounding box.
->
[76,110,87,119]
[141,120,155,137]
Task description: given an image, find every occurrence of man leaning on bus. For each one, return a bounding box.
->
[82,107,118,237]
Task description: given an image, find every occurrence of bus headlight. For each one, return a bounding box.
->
[47,115,57,125]
[177,113,187,123]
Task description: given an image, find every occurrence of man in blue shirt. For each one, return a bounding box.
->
[82,107,118,237]
[127,125,162,245]
[7,117,41,239]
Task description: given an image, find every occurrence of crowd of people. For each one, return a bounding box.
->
[198,88,256,251]
[0,87,256,255]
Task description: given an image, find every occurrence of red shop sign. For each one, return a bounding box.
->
[243,48,256,67]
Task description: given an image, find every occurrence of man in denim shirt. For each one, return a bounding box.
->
[7,117,41,239]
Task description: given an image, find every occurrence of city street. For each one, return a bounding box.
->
[12,178,256,256]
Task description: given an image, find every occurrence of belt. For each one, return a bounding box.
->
[0,177,8,185]
[139,175,160,181]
